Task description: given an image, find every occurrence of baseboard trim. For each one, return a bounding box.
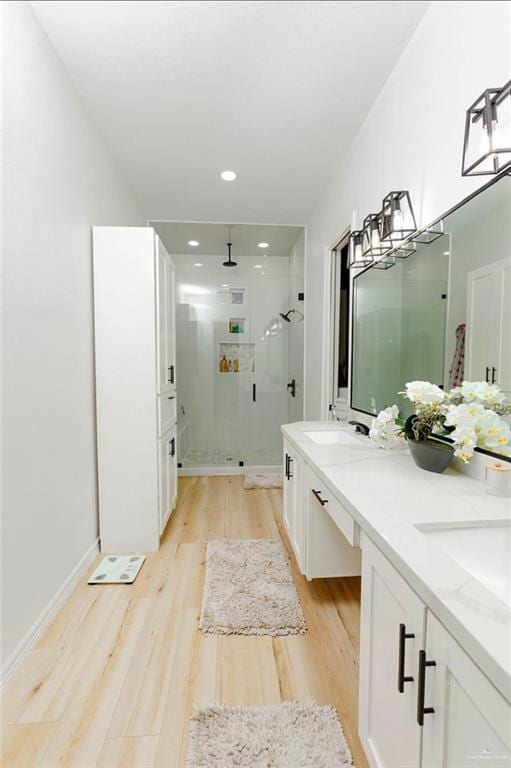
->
[1,537,100,689]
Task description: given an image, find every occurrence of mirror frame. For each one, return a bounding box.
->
[350,170,511,463]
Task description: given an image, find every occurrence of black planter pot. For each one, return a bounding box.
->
[407,438,454,474]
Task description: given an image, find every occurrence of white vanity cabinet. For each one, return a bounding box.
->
[283,439,306,573]
[93,226,178,552]
[359,534,426,768]
[359,533,510,768]
[421,613,511,768]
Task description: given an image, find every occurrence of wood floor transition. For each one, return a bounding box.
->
[2,475,368,768]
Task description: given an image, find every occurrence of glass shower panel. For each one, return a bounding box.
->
[176,276,250,469]
[246,275,291,466]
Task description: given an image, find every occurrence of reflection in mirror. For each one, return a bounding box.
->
[351,174,511,459]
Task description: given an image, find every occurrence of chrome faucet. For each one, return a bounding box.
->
[348,420,370,436]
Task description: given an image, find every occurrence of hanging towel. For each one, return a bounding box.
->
[448,323,466,389]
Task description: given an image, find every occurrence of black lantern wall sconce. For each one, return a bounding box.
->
[380,190,417,245]
[348,229,371,269]
[462,78,511,176]
[349,190,419,270]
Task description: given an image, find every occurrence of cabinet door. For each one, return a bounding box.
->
[282,441,294,537]
[159,426,177,535]
[421,612,510,768]
[158,431,170,534]
[283,442,306,574]
[156,237,174,394]
[167,257,176,391]
[359,534,426,768]
[466,265,494,383]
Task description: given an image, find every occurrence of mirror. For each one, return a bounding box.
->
[351,173,511,458]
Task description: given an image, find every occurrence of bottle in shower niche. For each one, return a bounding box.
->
[220,355,229,373]
[228,359,233,372]
[233,358,239,373]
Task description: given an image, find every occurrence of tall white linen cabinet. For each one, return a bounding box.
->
[93,227,177,552]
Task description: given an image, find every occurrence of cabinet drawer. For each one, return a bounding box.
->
[308,469,358,546]
[158,393,177,436]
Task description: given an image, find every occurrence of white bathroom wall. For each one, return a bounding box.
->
[304,0,511,418]
[2,1,142,674]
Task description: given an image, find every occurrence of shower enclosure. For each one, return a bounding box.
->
[152,223,305,472]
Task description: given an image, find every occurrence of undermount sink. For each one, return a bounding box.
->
[304,429,372,447]
[417,521,511,608]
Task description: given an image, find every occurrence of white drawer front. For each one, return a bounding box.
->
[309,470,358,546]
[158,393,177,436]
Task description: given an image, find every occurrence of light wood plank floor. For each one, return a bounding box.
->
[2,476,368,768]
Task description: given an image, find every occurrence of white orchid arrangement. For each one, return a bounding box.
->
[370,380,511,462]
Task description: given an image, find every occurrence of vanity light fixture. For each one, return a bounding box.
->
[362,212,391,259]
[380,191,417,245]
[373,255,396,270]
[348,229,371,269]
[188,240,199,247]
[462,78,511,176]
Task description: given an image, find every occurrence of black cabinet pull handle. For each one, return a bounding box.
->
[168,365,175,384]
[485,366,490,383]
[492,366,497,384]
[252,383,256,402]
[417,650,436,726]
[285,454,293,479]
[168,396,175,400]
[398,623,415,692]
[312,489,327,505]
[169,437,176,458]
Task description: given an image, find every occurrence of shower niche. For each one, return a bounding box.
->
[218,342,255,374]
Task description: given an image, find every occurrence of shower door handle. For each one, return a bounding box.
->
[287,379,296,398]
[252,383,256,402]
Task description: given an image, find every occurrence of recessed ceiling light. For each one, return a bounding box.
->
[222,283,229,288]
[443,251,450,256]
[258,242,269,248]
[194,262,203,267]
[188,240,199,247]
[220,170,237,181]
[254,264,263,269]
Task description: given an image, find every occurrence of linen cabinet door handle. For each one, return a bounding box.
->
[287,455,293,479]
[486,366,490,383]
[171,437,176,457]
[168,365,175,384]
[312,489,327,505]
[397,623,415,692]
[492,366,497,384]
[285,454,290,479]
[417,650,436,726]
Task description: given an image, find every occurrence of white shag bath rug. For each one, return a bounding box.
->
[186,702,353,768]
[199,539,306,636]
[243,473,283,489]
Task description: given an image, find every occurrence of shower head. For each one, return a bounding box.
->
[223,241,237,267]
[279,308,304,324]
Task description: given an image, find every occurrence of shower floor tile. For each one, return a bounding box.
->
[180,446,282,468]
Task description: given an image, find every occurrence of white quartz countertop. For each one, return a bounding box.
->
[282,421,511,702]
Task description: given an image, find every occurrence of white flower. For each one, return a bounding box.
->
[369,405,403,449]
[403,381,445,405]
[457,381,506,406]
[445,402,486,427]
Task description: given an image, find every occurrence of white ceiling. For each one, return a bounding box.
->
[31,0,429,224]
[151,221,303,257]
